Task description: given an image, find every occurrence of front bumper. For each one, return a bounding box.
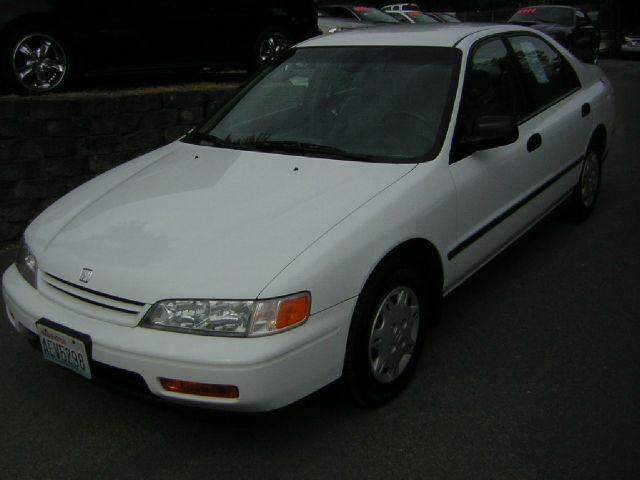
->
[2,265,354,411]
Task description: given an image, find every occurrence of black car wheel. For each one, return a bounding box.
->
[248,28,290,71]
[1,25,70,94]
[566,146,602,220]
[342,256,432,406]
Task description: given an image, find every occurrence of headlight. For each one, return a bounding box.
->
[140,292,310,337]
[16,238,37,289]
[328,27,345,34]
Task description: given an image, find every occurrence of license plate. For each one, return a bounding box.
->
[36,319,92,379]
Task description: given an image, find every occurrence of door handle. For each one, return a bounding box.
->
[582,103,591,117]
[527,133,542,152]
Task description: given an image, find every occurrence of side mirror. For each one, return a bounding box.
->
[462,115,519,153]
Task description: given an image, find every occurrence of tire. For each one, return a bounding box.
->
[342,257,432,406]
[247,28,290,72]
[565,147,602,221]
[1,24,70,94]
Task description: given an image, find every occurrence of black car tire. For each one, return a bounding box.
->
[1,24,70,95]
[565,146,602,221]
[247,27,290,72]
[342,256,431,407]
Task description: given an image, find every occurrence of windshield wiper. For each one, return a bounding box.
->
[236,140,377,162]
[184,135,378,162]
[183,132,244,149]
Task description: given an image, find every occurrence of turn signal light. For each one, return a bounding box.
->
[276,293,310,329]
[159,378,239,398]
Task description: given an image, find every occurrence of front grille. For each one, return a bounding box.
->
[39,271,148,324]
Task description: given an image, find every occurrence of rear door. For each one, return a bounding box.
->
[449,33,592,279]
[505,34,591,193]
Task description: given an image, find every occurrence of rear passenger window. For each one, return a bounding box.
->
[507,35,580,114]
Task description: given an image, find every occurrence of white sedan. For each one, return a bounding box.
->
[2,24,615,411]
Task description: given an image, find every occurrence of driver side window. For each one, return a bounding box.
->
[460,38,522,137]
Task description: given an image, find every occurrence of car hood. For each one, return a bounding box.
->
[31,142,415,303]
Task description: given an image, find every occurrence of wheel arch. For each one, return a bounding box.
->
[366,238,445,297]
[589,124,607,160]
[0,13,66,43]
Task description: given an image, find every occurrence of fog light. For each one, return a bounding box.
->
[159,378,239,398]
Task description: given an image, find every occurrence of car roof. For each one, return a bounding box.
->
[298,23,530,48]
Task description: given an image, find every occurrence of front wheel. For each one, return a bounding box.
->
[1,26,70,94]
[342,258,430,406]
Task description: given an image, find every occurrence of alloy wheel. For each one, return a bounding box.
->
[12,33,67,92]
[258,32,289,64]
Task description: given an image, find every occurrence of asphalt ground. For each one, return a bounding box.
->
[1,59,639,480]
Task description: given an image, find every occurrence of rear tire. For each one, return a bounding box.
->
[342,257,432,407]
[565,147,601,221]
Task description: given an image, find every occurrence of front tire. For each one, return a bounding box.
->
[1,25,70,94]
[342,258,430,406]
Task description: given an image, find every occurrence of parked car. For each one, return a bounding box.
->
[3,23,615,411]
[598,29,616,58]
[427,12,461,23]
[381,3,421,12]
[508,5,600,63]
[0,0,319,94]
[381,5,461,24]
[620,33,640,56]
[318,11,374,34]
[318,5,399,25]
[385,10,439,24]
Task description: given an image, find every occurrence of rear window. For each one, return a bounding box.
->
[509,6,574,27]
[408,12,438,23]
[352,7,400,24]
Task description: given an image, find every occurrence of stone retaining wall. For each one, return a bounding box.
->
[0,85,239,243]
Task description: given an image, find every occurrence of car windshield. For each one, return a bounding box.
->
[352,7,400,24]
[407,12,439,24]
[189,47,460,163]
[436,13,461,23]
[510,6,574,27]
